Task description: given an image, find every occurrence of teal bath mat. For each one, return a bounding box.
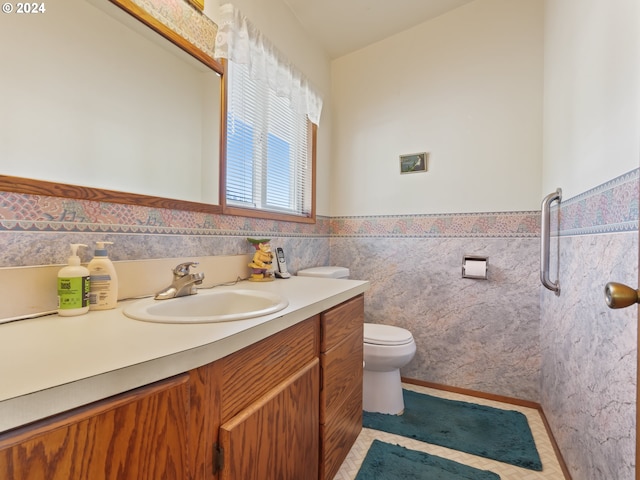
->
[355,439,500,480]
[362,389,542,471]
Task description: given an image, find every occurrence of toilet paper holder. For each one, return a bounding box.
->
[462,255,488,280]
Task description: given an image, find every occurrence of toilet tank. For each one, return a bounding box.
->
[297,266,350,279]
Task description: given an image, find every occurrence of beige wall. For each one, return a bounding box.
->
[330,0,544,216]
[542,0,640,198]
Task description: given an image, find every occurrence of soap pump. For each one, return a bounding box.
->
[88,241,119,310]
[57,243,90,316]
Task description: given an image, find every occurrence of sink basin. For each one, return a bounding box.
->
[123,289,289,324]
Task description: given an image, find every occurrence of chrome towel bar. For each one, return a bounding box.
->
[540,188,562,295]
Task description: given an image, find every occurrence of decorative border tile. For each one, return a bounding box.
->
[558,169,639,236]
[0,192,330,237]
[330,211,540,238]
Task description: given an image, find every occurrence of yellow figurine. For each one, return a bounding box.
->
[247,238,275,281]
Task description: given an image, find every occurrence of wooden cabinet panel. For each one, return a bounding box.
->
[0,375,190,480]
[189,360,223,480]
[219,359,319,480]
[319,294,364,480]
[320,328,363,422]
[220,317,319,422]
[320,382,363,480]
[321,295,364,352]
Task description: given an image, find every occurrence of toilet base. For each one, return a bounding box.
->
[363,368,404,415]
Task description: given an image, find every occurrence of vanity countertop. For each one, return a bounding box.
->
[0,276,369,433]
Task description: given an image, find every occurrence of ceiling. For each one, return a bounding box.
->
[281,0,477,59]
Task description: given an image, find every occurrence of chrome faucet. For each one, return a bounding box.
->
[155,262,205,300]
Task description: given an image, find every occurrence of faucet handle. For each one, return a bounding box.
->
[173,261,199,277]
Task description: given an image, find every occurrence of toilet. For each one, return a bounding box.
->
[297,266,417,415]
[362,323,416,414]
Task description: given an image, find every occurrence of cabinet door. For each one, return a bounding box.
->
[0,375,190,480]
[219,359,319,480]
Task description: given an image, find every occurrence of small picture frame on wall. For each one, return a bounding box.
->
[399,152,428,174]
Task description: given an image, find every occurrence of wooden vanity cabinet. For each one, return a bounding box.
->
[0,297,364,480]
[319,294,364,480]
[0,374,191,480]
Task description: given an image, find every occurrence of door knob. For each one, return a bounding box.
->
[604,282,640,309]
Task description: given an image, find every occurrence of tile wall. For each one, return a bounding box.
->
[540,169,638,480]
[330,211,542,401]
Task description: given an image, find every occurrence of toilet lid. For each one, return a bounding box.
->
[297,266,350,278]
[364,323,414,346]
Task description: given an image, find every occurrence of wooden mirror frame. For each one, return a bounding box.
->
[0,0,224,215]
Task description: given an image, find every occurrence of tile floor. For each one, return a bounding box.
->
[334,383,566,480]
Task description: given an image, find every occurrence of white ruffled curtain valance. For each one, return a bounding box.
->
[214,3,323,125]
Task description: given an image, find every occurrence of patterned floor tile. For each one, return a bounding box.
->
[334,384,566,480]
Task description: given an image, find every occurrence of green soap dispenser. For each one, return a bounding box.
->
[88,241,119,310]
[57,243,90,316]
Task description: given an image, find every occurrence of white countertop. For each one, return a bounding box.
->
[0,276,369,433]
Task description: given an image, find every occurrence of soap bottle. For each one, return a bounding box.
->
[57,243,90,316]
[88,241,119,310]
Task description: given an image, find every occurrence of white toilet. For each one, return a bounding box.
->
[297,266,417,415]
[362,323,416,414]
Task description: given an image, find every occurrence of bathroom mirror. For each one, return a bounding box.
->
[0,0,223,213]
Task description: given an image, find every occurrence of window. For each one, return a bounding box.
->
[224,59,314,220]
[214,4,322,223]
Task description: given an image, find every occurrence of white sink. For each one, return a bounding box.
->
[123,289,289,324]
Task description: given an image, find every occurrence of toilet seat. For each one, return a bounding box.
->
[364,323,414,346]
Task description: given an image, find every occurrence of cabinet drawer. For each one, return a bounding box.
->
[220,316,319,421]
[320,382,363,480]
[320,329,363,423]
[321,294,364,352]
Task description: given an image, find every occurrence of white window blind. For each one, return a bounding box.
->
[214,4,322,218]
[226,59,312,216]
